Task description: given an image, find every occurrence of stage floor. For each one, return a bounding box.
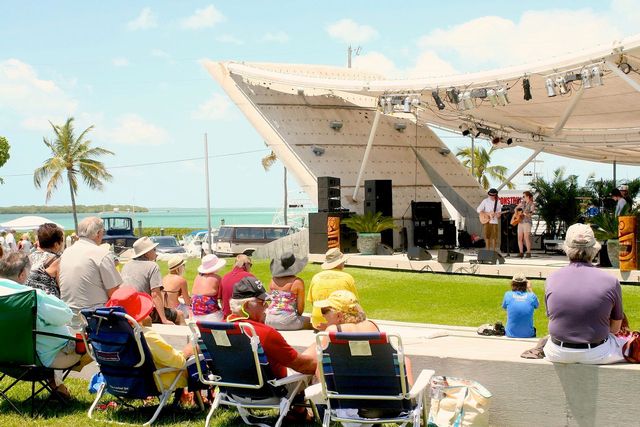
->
[308,249,640,283]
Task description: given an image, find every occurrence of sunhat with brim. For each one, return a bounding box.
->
[487,188,498,195]
[198,254,227,274]
[321,248,348,270]
[563,223,601,252]
[314,290,359,315]
[270,252,308,278]
[105,287,154,322]
[168,255,186,271]
[131,236,159,259]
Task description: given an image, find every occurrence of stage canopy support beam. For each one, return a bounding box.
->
[352,109,381,202]
[497,146,545,191]
[552,89,584,136]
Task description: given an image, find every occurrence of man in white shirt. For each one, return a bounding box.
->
[5,229,16,252]
[476,188,502,252]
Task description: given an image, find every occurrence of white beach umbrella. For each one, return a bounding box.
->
[0,215,63,231]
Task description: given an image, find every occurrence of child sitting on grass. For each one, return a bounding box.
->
[502,273,539,338]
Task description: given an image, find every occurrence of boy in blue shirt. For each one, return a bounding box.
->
[502,273,538,338]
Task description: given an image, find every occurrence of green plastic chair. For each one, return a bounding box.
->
[0,288,74,417]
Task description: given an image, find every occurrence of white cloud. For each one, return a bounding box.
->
[216,34,244,45]
[261,31,289,43]
[127,8,158,31]
[180,5,225,30]
[107,114,170,145]
[151,49,171,59]
[351,52,400,78]
[327,19,378,44]
[0,59,78,130]
[112,57,129,67]
[407,51,459,78]
[192,93,234,121]
[417,10,621,70]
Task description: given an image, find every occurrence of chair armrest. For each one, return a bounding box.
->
[270,373,312,387]
[154,366,184,375]
[408,369,435,399]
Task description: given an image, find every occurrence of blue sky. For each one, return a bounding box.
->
[1,0,639,208]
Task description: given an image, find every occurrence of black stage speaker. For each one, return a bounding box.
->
[500,205,518,254]
[477,249,505,265]
[317,176,341,212]
[376,243,394,255]
[438,249,464,263]
[364,179,393,247]
[408,246,432,261]
[411,201,442,224]
[308,211,357,254]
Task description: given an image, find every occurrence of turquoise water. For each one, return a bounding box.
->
[0,208,281,230]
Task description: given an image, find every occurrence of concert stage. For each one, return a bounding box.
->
[308,250,640,284]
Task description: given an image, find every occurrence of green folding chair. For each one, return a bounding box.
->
[0,288,74,417]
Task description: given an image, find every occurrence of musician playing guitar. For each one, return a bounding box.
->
[476,188,502,252]
[516,191,536,258]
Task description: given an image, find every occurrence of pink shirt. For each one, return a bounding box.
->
[220,267,254,318]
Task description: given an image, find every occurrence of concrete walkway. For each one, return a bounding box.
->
[73,321,640,427]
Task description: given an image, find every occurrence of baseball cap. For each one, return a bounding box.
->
[564,223,600,250]
[232,277,269,300]
[512,272,527,282]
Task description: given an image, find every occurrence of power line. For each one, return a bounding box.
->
[2,148,271,178]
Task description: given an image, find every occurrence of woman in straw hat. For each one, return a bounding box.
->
[191,254,227,322]
[265,252,311,330]
[163,255,192,319]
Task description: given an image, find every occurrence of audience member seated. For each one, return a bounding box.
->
[502,273,539,338]
[0,252,90,397]
[192,254,226,322]
[26,223,65,298]
[105,287,192,390]
[265,252,311,330]
[162,255,192,320]
[220,254,254,319]
[307,248,358,330]
[121,237,184,326]
[18,233,33,254]
[59,217,122,323]
[544,223,626,364]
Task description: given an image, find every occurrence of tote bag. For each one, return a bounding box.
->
[428,376,492,427]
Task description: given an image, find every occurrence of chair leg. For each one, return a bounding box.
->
[205,390,221,427]
[88,382,106,421]
[274,380,305,427]
[144,391,172,427]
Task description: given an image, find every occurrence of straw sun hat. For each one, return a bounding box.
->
[131,236,159,258]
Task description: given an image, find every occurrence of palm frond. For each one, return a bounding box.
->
[261,151,277,171]
[341,212,395,233]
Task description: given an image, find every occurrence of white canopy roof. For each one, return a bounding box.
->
[211,33,640,165]
[0,216,63,231]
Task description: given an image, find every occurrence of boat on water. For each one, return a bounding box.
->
[205,34,640,248]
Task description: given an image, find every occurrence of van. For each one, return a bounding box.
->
[214,225,291,256]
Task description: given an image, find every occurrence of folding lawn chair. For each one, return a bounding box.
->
[82,307,186,426]
[312,331,435,427]
[0,287,75,417]
[188,320,312,427]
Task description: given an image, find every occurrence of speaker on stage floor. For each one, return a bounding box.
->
[365,179,393,247]
[500,205,518,254]
[376,243,394,255]
[408,246,432,261]
[477,249,505,265]
[438,250,464,263]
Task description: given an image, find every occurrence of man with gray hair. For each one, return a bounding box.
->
[543,223,625,364]
[59,217,121,317]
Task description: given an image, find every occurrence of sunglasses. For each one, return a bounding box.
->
[321,307,334,315]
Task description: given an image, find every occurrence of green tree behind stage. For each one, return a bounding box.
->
[455,145,514,190]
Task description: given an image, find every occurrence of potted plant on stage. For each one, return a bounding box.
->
[590,212,619,268]
[341,212,395,255]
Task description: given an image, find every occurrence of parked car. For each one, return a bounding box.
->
[101,216,137,254]
[184,229,218,257]
[214,225,291,257]
[150,236,186,255]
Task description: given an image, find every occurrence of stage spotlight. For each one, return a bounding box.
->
[459,123,471,136]
[580,68,592,89]
[446,87,460,104]
[462,91,474,110]
[555,76,568,94]
[383,97,393,114]
[432,90,446,110]
[506,137,513,145]
[619,62,631,74]
[492,136,502,145]
[329,120,343,131]
[312,145,325,156]
[403,96,412,113]
[545,78,556,97]
[591,65,603,86]
[486,89,498,107]
[496,87,509,106]
[523,78,532,101]
[394,122,407,132]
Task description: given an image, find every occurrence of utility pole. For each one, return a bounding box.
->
[347,45,361,68]
[204,133,213,255]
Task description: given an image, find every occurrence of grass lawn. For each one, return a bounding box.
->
[3,258,639,425]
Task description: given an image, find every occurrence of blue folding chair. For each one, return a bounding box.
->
[82,307,186,426]
[312,331,434,427]
[188,320,312,427]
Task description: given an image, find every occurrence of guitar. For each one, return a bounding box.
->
[479,212,492,224]
[510,208,524,226]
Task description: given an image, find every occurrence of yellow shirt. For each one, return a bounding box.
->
[307,270,358,328]
[142,327,188,390]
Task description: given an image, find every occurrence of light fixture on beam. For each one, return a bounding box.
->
[312,145,325,156]
[446,87,460,104]
[459,123,471,136]
[462,91,474,110]
[432,90,445,110]
[580,68,592,89]
[330,120,343,131]
[591,65,603,86]
[486,89,498,107]
[545,78,556,97]
[394,122,407,132]
[619,62,631,74]
[556,76,568,94]
[496,87,509,106]
[438,147,451,156]
[475,126,492,138]
[523,78,532,101]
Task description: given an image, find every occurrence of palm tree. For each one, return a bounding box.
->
[34,117,114,232]
[455,145,514,190]
[0,136,9,184]
[261,150,288,225]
